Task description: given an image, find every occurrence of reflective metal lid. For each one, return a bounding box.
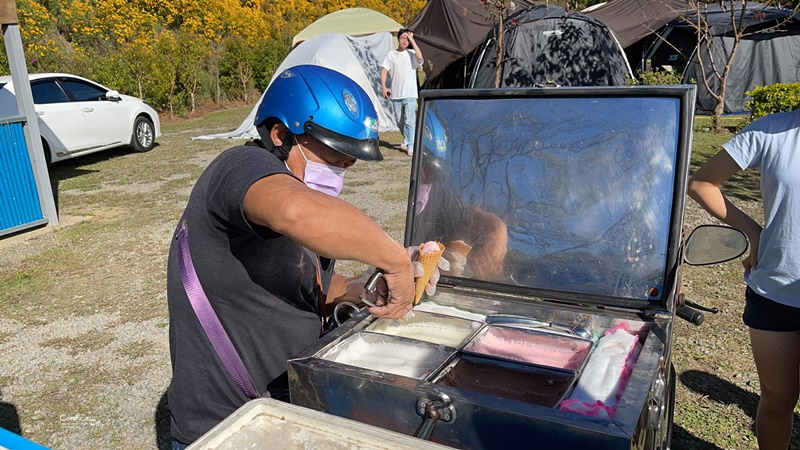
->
[405,86,696,310]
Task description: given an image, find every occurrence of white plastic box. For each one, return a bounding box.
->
[187,398,453,449]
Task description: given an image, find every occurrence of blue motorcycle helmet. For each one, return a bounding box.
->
[254,65,382,161]
[421,109,447,173]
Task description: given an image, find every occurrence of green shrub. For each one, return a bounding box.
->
[746,83,800,122]
[627,64,684,86]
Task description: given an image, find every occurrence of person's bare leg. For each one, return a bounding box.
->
[749,328,800,449]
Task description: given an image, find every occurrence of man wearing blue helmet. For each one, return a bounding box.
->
[166,65,420,448]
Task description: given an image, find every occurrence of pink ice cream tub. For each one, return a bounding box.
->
[462,325,594,372]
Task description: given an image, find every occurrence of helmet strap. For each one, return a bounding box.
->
[257,124,294,161]
[271,130,294,161]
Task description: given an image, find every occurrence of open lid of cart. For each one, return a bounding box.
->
[405,86,696,311]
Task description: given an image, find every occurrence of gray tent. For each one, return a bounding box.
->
[649,3,800,114]
[588,0,800,114]
[408,0,538,88]
[585,0,691,73]
[470,5,633,88]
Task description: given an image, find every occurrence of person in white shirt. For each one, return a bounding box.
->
[381,28,423,156]
[688,108,800,450]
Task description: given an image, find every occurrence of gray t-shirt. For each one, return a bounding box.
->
[723,109,800,307]
[167,144,327,443]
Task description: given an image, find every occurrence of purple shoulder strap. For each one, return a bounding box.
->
[174,213,263,399]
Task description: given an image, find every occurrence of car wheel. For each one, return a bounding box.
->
[131,116,155,152]
[41,138,51,166]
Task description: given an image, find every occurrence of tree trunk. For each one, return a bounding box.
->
[239,63,252,104]
[494,19,505,88]
[713,83,726,133]
[214,65,221,106]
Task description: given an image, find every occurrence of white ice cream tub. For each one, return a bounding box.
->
[187,397,454,449]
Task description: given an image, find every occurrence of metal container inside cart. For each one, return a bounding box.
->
[290,86,698,449]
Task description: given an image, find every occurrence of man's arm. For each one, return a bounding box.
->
[380,67,391,99]
[244,173,414,317]
[467,206,508,279]
[407,31,423,63]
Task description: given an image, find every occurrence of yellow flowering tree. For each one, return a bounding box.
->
[1,0,426,113]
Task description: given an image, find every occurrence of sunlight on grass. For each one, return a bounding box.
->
[691,117,761,203]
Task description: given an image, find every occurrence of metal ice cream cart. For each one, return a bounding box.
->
[288,86,747,449]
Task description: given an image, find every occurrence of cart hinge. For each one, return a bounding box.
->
[415,389,456,441]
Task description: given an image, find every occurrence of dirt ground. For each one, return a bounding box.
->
[0,105,797,449]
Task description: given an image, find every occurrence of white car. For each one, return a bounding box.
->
[0,73,161,164]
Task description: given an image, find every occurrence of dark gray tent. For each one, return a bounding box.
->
[585,0,692,73]
[408,0,538,88]
[585,0,690,48]
[470,5,633,88]
[648,3,800,114]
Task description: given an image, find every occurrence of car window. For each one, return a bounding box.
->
[59,78,106,102]
[31,80,70,104]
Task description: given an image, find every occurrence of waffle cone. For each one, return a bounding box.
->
[447,240,472,257]
[414,242,445,305]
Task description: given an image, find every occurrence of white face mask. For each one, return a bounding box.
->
[296,138,347,197]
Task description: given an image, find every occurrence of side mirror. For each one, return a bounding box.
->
[104,90,121,101]
[684,225,748,266]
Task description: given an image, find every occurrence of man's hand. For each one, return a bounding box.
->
[382,86,391,99]
[367,256,414,319]
[471,242,507,280]
[442,247,467,276]
[743,228,761,272]
[406,31,423,62]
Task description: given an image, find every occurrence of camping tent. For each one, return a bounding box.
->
[407,0,538,87]
[470,5,633,88]
[194,32,397,141]
[586,0,800,114]
[292,8,403,47]
[585,0,690,49]
[584,0,691,73]
[647,3,800,114]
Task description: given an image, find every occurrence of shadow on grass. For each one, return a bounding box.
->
[672,424,723,449]
[0,397,21,435]
[378,139,396,150]
[678,370,800,449]
[378,138,412,158]
[45,146,143,213]
[721,171,762,203]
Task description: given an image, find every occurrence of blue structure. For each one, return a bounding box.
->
[0,427,49,450]
[0,116,46,236]
[0,5,58,238]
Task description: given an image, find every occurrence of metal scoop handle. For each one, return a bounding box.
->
[359,270,391,307]
[487,314,591,340]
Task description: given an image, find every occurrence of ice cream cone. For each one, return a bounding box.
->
[415,241,445,305]
[448,240,472,257]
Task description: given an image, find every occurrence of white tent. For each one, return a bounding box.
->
[292,8,402,47]
[194,32,398,140]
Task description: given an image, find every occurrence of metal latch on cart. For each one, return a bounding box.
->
[415,389,456,440]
